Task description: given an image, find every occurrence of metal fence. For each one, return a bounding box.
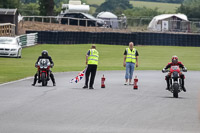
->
[22,16,200,33]
[126,17,152,31]
[127,18,200,33]
[22,16,129,30]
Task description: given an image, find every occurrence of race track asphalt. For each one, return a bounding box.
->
[0,70,200,133]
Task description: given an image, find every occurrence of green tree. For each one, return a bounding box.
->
[21,0,37,4]
[133,0,184,3]
[124,7,162,17]
[19,3,40,16]
[96,0,133,15]
[39,0,54,16]
[54,0,68,6]
[0,0,20,8]
[177,0,200,19]
[54,0,87,7]
[54,0,69,15]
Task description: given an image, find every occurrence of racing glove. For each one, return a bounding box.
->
[162,68,167,73]
[182,67,187,72]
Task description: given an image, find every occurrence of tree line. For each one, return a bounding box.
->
[0,0,200,19]
[133,0,184,4]
[177,0,200,19]
[0,0,70,15]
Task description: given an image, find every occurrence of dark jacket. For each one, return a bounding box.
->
[35,56,54,66]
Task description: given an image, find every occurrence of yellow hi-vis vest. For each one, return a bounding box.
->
[125,48,136,63]
[88,49,99,65]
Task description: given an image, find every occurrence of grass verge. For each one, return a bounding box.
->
[0,44,199,84]
[86,0,180,13]
[130,1,180,12]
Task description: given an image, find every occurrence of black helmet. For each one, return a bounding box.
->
[41,50,48,57]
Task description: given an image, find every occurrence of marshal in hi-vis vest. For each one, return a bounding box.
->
[88,49,99,65]
[125,48,136,63]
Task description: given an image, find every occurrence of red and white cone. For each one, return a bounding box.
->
[101,75,105,88]
[133,76,138,90]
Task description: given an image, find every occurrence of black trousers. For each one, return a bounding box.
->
[85,65,97,87]
[165,73,185,87]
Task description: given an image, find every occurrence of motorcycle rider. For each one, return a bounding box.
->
[162,55,187,92]
[32,50,56,86]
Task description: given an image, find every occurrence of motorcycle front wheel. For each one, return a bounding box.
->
[41,72,47,86]
[173,83,179,98]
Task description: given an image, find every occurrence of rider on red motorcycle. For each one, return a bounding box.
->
[162,56,187,92]
[32,50,56,86]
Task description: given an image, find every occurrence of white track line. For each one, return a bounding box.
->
[0,77,32,87]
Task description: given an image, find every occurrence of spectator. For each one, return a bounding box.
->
[123,42,139,85]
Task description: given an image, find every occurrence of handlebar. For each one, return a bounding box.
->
[162,68,187,73]
[182,69,187,72]
[162,69,169,73]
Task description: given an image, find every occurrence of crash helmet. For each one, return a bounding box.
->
[172,55,178,64]
[41,50,48,57]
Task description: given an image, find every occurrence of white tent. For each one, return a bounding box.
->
[97,12,118,29]
[148,14,188,32]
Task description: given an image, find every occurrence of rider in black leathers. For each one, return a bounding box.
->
[32,50,56,86]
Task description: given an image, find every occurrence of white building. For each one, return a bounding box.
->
[148,14,189,32]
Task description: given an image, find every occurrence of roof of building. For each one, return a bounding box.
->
[0,8,17,15]
[97,12,118,19]
[151,14,188,22]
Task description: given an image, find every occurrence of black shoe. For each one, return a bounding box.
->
[32,83,35,86]
[182,86,186,92]
[89,87,94,89]
[53,83,56,86]
[82,86,88,89]
[166,87,170,90]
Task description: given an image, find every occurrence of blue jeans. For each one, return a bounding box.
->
[125,62,135,79]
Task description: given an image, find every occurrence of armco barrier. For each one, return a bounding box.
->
[26,31,200,46]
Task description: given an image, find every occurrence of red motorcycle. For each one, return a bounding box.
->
[36,59,51,86]
[163,66,187,98]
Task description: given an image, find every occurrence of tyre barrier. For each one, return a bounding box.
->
[17,33,38,47]
[26,31,200,46]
